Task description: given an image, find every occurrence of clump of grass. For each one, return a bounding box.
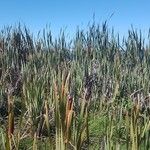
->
[0,22,150,149]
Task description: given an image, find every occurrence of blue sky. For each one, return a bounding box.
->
[0,0,150,39]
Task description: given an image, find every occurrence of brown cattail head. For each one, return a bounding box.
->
[65,95,74,143]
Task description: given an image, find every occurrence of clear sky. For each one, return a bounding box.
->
[0,0,150,39]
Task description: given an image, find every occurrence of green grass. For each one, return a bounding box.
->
[0,22,150,149]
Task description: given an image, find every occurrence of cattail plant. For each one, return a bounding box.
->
[0,22,150,149]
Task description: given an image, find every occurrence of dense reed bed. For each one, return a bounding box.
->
[0,22,150,149]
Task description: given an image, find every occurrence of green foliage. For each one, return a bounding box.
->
[0,22,150,149]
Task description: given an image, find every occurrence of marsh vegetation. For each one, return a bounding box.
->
[0,22,150,149]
